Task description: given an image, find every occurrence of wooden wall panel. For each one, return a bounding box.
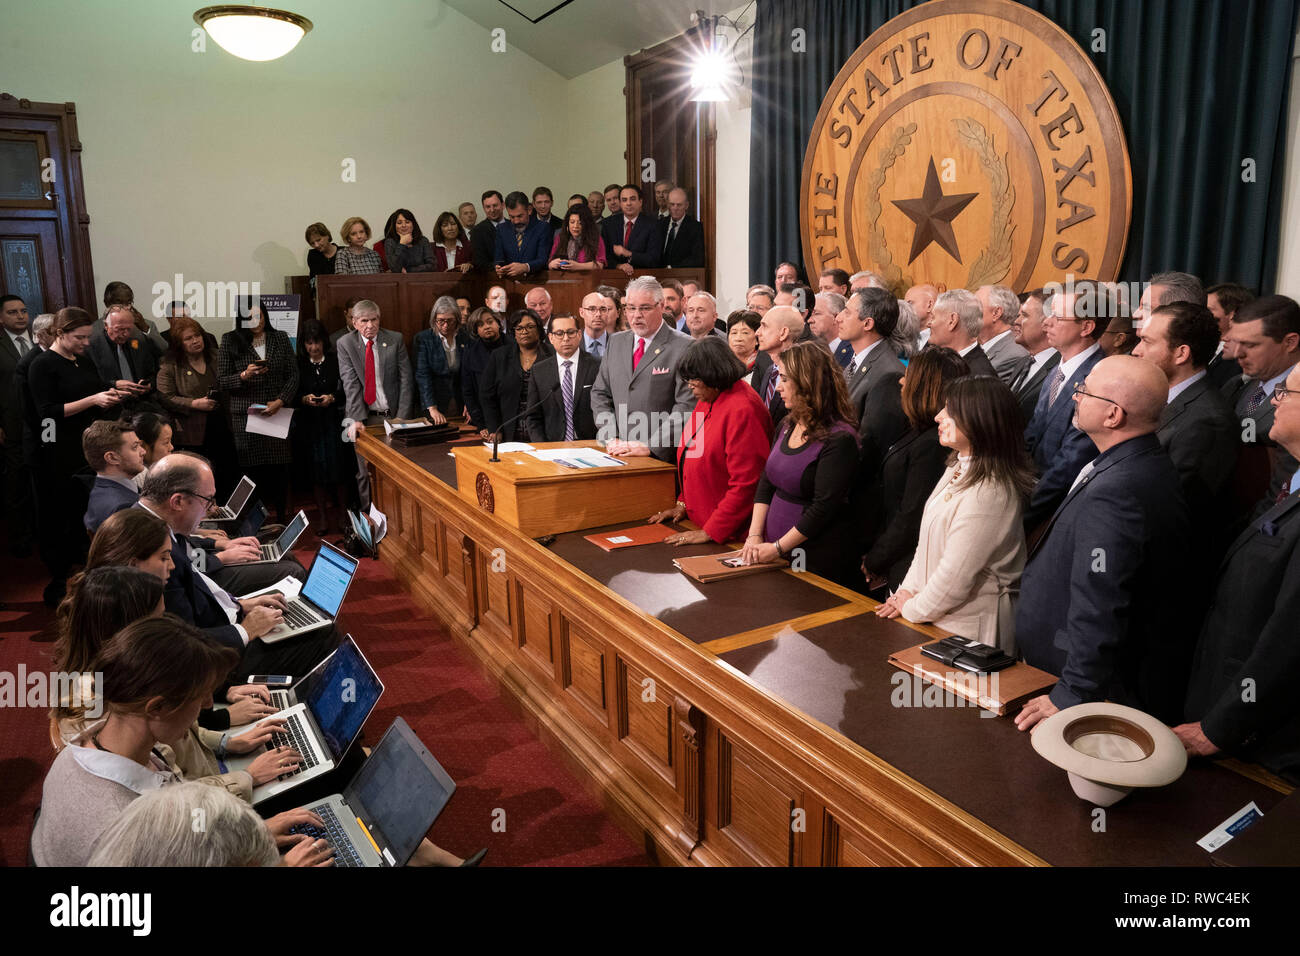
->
[516,585,557,680]
[616,656,675,787]
[476,549,512,642]
[561,618,608,727]
[716,733,801,867]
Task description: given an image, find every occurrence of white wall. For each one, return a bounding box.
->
[6,0,619,326]
[1275,33,1300,299]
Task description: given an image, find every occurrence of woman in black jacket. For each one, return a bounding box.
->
[860,346,969,594]
[293,320,353,534]
[479,309,551,442]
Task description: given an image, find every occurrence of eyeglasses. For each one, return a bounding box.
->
[1274,383,1300,403]
[624,305,657,314]
[183,489,219,507]
[582,305,614,313]
[1072,381,1126,414]
[549,328,580,338]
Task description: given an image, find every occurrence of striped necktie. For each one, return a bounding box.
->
[561,360,575,441]
[1046,367,1066,407]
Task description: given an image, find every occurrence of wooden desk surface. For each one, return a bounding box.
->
[358,430,1290,867]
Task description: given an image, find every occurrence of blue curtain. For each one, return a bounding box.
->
[748,0,1299,292]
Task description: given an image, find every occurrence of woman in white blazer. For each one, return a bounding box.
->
[875,375,1035,653]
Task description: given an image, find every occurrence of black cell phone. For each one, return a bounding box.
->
[250,359,267,367]
[247,674,292,687]
[206,387,219,399]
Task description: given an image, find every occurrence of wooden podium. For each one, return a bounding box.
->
[451,441,676,536]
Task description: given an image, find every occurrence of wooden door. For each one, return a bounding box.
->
[0,93,95,313]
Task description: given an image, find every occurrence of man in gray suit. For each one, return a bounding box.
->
[87,305,157,411]
[340,299,414,506]
[928,289,998,379]
[1133,301,1237,512]
[977,285,1030,384]
[839,288,908,477]
[590,275,693,462]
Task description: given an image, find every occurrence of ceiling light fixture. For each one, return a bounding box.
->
[193,5,313,61]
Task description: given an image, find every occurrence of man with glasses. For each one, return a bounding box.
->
[1222,294,1300,509]
[1132,301,1237,514]
[590,276,693,460]
[1178,362,1300,784]
[525,313,600,442]
[580,292,614,358]
[1023,289,1106,531]
[137,453,335,678]
[1015,355,1193,731]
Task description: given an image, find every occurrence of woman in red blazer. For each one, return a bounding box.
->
[649,337,773,544]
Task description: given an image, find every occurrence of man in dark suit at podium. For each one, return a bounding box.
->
[601,184,660,274]
[656,188,705,269]
[527,314,600,441]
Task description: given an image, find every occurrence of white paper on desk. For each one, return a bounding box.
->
[238,575,302,603]
[244,406,294,439]
[528,448,625,468]
[484,441,534,453]
[368,503,388,542]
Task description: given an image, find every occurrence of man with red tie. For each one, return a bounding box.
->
[590,276,693,461]
[338,299,414,506]
[601,184,661,275]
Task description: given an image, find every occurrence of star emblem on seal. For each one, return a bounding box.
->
[892,157,979,264]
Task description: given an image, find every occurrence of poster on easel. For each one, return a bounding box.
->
[261,294,301,350]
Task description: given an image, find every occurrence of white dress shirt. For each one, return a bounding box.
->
[1166,369,1207,405]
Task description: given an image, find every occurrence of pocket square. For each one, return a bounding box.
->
[651,366,671,375]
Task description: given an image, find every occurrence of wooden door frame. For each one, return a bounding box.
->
[0,93,95,310]
[625,29,717,293]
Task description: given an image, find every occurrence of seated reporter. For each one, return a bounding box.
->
[861,347,970,594]
[462,307,506,437]
[130,410,174,468]
[525,313,600,441]
[82,419,147,533]
[650,337,773,545]
[51,564,288,802]
[32,616,318,867]
[875,376,1033,653]
[740,342,861,587]
[480,309,551,443]
[415,296,471,424]
[135,453,339,680]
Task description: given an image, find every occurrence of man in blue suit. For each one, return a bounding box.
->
[82,419,146,534]
[601,184,660,274]
[494,191,551,277]
[1015,356,1194,731]
[1023,289,1105,530]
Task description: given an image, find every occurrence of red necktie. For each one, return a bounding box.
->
[632,337,645,370]
[364,338,377,405]
[624,219,633,247]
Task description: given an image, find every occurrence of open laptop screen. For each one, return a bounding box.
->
[226,476,255,513]
[306,637,382,760]
[276,511,308,553]
[348,719,455,866]
[301,544,358,617]
[237,500,267,539]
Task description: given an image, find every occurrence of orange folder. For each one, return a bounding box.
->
[583,523,678,551]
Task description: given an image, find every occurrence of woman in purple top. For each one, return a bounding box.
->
[741,341,860,587]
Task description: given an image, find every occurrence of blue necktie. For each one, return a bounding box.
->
[834,341,853,368]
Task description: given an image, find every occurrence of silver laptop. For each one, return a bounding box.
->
[209,475,256,521]
[296,717,457,867]
[244,509,308,563]
[258,541,359,644]
[224,635,383,804]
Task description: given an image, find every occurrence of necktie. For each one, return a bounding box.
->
[632,337,645,371]
[117,343,133,380]
[765,371,780,406]
[364,338,377,406]
[833,341,853,368]
[624,219,633,247]
[561,360,575,441]
[664,221,678,255]
[1244,382,1268,414]
[16,335,29,356]
[590,339,602,358]
[515,230,524,251]
[1046,367,1066,407]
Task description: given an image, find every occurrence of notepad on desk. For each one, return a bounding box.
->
[672,549,785,582]
[584,523,677,551]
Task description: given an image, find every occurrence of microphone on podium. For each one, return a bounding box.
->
[490,382,560,462]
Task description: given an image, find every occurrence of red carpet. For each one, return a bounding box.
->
[0,527,652,867]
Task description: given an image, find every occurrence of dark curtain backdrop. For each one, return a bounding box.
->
[748,0,1299,293]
